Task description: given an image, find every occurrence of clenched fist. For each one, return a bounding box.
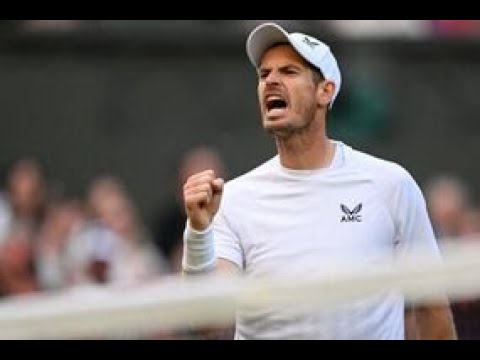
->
[183,170,224,231]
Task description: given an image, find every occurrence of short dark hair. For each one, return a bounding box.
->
[306,62,325,85]
[305,63,331,115]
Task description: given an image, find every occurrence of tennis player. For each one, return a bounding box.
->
[182,22,457,340]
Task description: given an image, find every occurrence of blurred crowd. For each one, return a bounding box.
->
[0,148,230,339]
[424,175,480,340]
[0,157,166,295]
[1,20,480,39]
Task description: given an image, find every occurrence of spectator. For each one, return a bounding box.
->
[84,175,167,286]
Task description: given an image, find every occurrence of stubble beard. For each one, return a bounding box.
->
[265,107,317,141]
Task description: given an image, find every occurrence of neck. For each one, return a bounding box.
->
[275,122,334,170]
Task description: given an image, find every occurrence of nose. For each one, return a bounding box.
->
[265,70,281,86]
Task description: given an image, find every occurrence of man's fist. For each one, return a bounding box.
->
[183,170,224,231]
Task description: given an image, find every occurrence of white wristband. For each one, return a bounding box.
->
[182,221,216,274]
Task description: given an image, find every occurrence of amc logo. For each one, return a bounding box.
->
[340,204,362,223]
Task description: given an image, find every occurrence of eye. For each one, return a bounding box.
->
[280,66,300,76]
[259,70,270,80]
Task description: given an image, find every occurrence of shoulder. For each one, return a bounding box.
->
[345,145,427,221]
[346,145,417,190]
[215,157,277,219]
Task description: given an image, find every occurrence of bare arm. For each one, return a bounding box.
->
[217,258,241,276]
[405,300,457,340]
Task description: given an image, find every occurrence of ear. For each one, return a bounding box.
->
[317,80,336,108]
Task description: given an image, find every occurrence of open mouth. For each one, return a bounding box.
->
[266,95,288,113]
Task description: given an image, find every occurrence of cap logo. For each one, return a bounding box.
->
[302,36,320,49]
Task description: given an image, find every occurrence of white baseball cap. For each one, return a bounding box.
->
[246,22,342,107]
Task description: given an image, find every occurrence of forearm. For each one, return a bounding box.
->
[404,305,419,340]
[406,302,457,340]
[182,221,240,276]
[182,221,216,275]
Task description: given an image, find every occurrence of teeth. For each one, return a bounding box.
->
[266,95,284,102]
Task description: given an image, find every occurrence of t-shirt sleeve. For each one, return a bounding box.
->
[214,205,244,270]
[393,170,441,261]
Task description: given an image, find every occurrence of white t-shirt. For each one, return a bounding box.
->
[212,142,440,340]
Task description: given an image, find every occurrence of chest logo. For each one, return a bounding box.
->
[341,203,362,223]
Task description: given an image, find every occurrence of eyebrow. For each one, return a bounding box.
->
[259,63,304,74]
